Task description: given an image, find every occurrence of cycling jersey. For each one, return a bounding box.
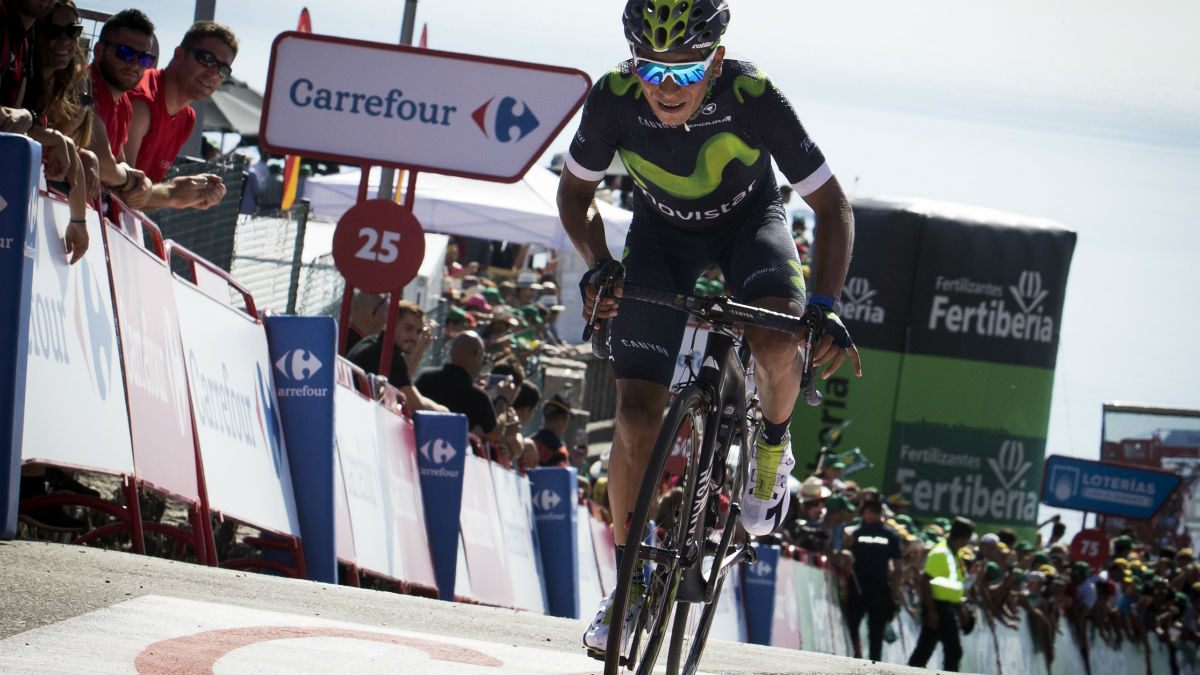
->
[565,58,831,385]
[566,58,831,228]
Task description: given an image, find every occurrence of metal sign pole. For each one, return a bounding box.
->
[378,0,420,200]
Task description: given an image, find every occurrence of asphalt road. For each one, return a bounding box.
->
[0,539,941,675]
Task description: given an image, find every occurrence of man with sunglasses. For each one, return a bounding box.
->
[87,8,153,208]
[557,0,861,653]
[123,21,236,211]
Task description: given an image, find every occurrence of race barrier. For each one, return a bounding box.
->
[0,134,41,538]
[0,141,1172,675]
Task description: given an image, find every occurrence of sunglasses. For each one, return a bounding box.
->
[41,22,83,41]
[102,40,155,67]
[73,91,93,108]
[185,47,232,80]
[631,46,718,87]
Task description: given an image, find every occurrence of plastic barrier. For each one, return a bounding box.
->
[576,499,605,620]
[104,212,200,506]
[459,453,516,607]
[373,383,437,592]
[489,462,547,613]
[528,467,580,618]
[264,315,337,583]
[333,366,394,579]
[21,196,133,478]
[742,544,779,646]
[0,134,40,538]
[170,244,300,542]
[411,410,469,601]
[587,507,617,597]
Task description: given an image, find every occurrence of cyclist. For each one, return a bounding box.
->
[556,0,863,653]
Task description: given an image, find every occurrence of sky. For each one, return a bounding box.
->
[84,0,1200,535]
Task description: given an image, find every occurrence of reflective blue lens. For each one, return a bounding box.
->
[635,61,708,86]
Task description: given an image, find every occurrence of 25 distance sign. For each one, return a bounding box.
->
[332,199,425,293]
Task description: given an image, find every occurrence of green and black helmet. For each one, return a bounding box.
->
[622,0,730,54]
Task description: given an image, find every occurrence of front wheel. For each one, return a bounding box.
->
[665,413,748,675]
[604,385,712,675]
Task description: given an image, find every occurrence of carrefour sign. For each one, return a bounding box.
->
[260,32,591,182]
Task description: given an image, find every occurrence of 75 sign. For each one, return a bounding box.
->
[332,199,426,293]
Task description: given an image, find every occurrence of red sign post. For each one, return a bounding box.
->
[1070,528,1109,573]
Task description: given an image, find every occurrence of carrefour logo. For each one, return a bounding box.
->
[533,488,563,512]
[420,438,457,464]
[273,348,330,398]
[471,96,539,143]
[840,277,884,325]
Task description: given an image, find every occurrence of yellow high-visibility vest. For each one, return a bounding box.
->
[924,539,964,603]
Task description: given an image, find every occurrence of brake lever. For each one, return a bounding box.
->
[799,304,823,406]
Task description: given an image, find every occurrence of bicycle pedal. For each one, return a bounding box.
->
[585,648,606,662]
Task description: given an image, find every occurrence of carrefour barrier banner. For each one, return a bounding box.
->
[375,402,437,589]
[21,199,133,474]
[743,545,779,645]
[105,225,198,501]
[528,466,579,618]
[334,381,392,577]
[0,134,39,538]
[459,454,515,607]
[490,463,547,613]
[173,279,299,535]
[265,316,336,583]
[412,411,468,600]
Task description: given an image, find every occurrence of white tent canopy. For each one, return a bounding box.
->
[303,165,631,257]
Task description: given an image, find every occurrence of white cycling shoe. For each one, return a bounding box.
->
[583,582,646,653]
[741,432,795,537]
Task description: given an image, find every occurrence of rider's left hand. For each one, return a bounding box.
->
[809,306,863,380]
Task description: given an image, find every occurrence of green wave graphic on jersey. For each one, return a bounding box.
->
[732,69,768,103]
[788,259,806,293]
[620,133,761,199]
[601,70,642,99]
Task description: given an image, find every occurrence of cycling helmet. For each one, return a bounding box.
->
[623,0,730,53]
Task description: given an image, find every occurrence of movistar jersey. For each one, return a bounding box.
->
[566,58,831,229]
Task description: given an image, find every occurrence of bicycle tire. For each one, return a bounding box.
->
[665,415,749,675]
[604,385,711,675]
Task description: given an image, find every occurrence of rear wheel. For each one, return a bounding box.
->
[604,385,711,675]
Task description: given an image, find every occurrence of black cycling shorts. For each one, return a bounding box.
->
[608,198,806,386]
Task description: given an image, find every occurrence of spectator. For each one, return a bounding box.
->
[841,498,902,662]
[515,271,542,306]
[443,306,475,342]
[347,300,446,413]
[344,291,387,352]
[84,8,153,206]
[1,0,93,243]
[30,0,92,255]
[414,331,502,438]
[126,20,238,209]
[909,516,974,672]
[508,380,541,472]
[539,296,567,346]
[529,393,571,468]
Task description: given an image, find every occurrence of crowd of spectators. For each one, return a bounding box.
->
[771,454,1200,671]
[3,1,237,532]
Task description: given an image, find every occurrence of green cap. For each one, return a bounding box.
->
[826,494,855,513]
[693,281,709,297]
[481,287,503,305]
[519,304,544,325]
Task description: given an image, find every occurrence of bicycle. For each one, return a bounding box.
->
[582,264,823,675]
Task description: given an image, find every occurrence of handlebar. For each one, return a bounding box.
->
[582,267,823,406]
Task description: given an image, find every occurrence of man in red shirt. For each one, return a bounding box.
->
[85,8,153,208]
[126,21,236,211]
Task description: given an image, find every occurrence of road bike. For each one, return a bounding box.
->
[583,266,823,675]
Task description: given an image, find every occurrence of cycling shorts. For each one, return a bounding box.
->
[608,197,806,386]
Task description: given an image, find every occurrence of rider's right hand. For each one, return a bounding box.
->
[579,259,625,329]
